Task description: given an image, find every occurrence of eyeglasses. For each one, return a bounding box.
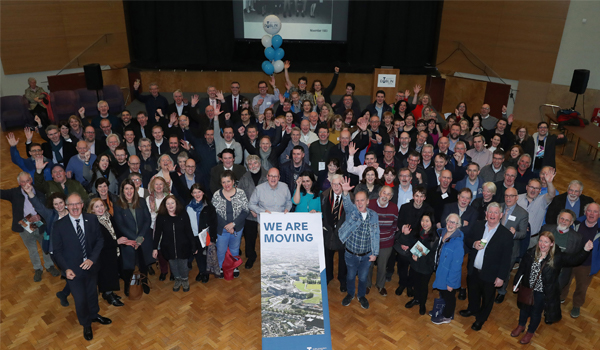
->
[505,194,518,198]
[527,185,541,190]
[66,202,83,207]
[447,221,459,225]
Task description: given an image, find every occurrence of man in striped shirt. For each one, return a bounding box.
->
[366,186,398,296]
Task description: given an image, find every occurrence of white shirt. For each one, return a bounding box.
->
[474,222,499,269]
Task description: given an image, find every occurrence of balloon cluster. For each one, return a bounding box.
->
[261,15,285,75]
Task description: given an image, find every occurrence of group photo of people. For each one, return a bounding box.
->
[3,63,599,346]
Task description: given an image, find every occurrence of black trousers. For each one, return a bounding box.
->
[325,247,347,288]
[412,271,432,306]
[467,269,498,323]
[68,271,100,327]
[190,247,208,276]
[440,289,457,318]
[396,253,413,288]
[243,220,258,262]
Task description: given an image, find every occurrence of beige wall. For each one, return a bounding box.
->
[0,1,129,75]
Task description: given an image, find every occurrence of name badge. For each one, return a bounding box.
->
[318,162,325,171]
[441,193,449,199]
[508,215,516,221]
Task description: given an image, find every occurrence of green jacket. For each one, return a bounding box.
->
[34,171,89,203]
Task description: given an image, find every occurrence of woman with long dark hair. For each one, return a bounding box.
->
[292,171,321,213]
[511,231,593,344]
[317,158,342,191]
[113,179,154,295]
[83,154,118,194]
[152,195,198,292]
[354,167,382,200]
[504,144,524,168]
[455,102,470,124]
[186,183,218,283]
[88,178,117,216]
[405,212,439,315]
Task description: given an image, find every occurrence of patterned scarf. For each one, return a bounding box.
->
[97,212,119,256]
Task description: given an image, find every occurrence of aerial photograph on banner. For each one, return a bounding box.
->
[261,246,325,338]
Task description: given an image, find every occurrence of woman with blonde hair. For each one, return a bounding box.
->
[511,231,593,344]
[329,114,344,144]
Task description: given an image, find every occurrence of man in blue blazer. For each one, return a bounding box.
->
[52,193,111,341]
[439,188,479,237]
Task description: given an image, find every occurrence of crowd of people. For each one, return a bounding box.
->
[4,67,599,344]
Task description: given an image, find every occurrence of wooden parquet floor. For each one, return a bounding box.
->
[1,124,599,349]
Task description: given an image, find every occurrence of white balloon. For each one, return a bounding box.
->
[273,60,284,74]
[263,15,282,35]
[261,35,272,48]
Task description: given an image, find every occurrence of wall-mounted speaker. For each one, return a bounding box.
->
[569,69,590,95]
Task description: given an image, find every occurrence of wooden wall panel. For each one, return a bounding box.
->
[437,1,569,83]
[426,76,446,112]
[0,0,130,75]
[441,77,487,115]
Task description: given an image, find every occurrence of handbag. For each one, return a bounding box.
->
[431,297,446,321]
[128,268,150,300]
[517,261,545,306]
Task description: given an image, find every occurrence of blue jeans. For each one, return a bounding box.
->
[217,228,243,268]
[345,251,371,298]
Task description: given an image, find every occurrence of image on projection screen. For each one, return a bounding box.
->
[234,0,347,41]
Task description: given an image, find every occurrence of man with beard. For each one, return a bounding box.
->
[137,138,157,176]
[238,156,268,269]
[448,124,462,152]
[395,132,413,166]
[523,121,566,171]
[280,146,313,194]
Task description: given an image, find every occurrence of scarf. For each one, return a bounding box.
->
[259,148,273,170]
[97,212,119,256]
[50,139,64,164]
[189,199,204,213]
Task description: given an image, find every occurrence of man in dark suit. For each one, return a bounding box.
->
[135,111,154,140]
[150,124,169,157]
[209,149,247,194]
[495,187,529,303]
[223,81,246,114]
[426,170,458,224]
[116,155,153,190]
[365,90,392,120]
[170,158,203,204]
[522,121,566,171]
[545,180,595,225]
[166,89,191,118]
[197,86,223,114]
[52,193,111,340]
[26,125,77,167]
[460,202,513,331]
[439,188,478,237]
[493,166,526,203]
[195,128,217,192]
[321,175,353,293]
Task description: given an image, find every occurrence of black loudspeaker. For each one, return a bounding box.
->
[569,69,590,95]
[83,63,103,90]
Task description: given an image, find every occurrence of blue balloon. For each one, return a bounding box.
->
[274,48,285,61]
[272,35,283,49]
[264,47,275,61]
[262,60,274,75]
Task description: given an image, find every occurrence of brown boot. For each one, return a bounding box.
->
[511,325,526,337]
[520,332,534,344]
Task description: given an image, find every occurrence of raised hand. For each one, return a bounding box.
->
[415,172,422,182]
[413,84,422,94]
[216,90,225,101]
[284,60,291,70]
[334,66,339,73]
[502,105,507,114]
[507,114,514,124]
[23,183,34,196]
[404,89,410,98]
[78,107,85,117]
[279,93,285,104]
[357,117,368,131]
[84,150,91,163]
[238,126,245,136]
[584,240,593,251]
[340,176,354,193]
[26,128,37,144]
[156,108,163,117]
[296,177,302,187]
[455,109,459,116]
[66,170,73,179]
[269,75,276,87]
[348,142,357,156]
[180,140,191,150]
[225,112,231,121]
[375,134,382,144]
[257,98,264,106]
[191,94,200,107]
[34,115,42,126]
[133,79,140,90]
[35,157,48,172]
[543,167,556,183]
[402,224,411,235]
[285,81,291,92]
[169,113,178,126]
[258,114,265,122]
[6,132,18,147]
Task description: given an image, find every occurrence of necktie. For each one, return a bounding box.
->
[502,207,508,225]
[332,195,341,228]
[75,219,88,260]
[233,97,238,112]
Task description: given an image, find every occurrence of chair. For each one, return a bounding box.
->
[101,85,125,114]
[76,88,100,117]
[0,96,32,131]
[50,90,80,123]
